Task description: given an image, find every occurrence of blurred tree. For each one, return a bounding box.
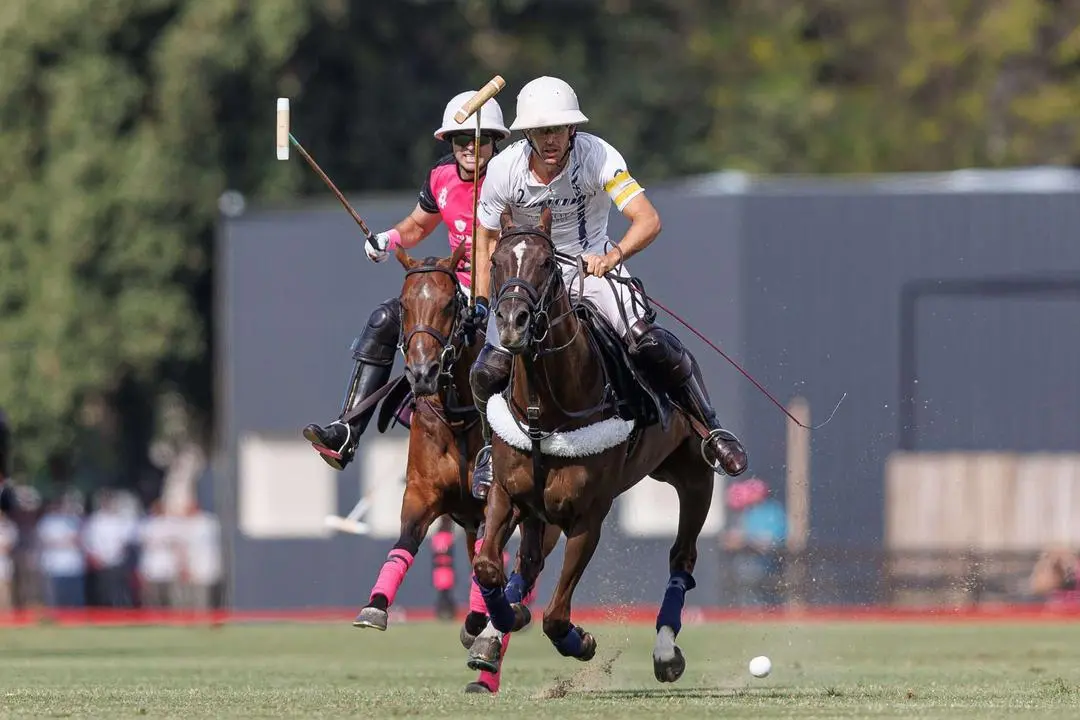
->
[1,0,1077,484]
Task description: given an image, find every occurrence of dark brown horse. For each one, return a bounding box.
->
[471,208,716,683]
[351,243,555,693]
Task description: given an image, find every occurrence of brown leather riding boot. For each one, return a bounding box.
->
[676,367,749,477]
[628,320,748,477]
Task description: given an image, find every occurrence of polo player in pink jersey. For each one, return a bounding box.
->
[303,91,507,470]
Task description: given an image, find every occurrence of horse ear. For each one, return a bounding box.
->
[539,206,552,235]
[447,241,469,273]
[499,208,514,233]
[395,245,418,270]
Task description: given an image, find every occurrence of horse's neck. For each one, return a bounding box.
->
[512,296,606,427]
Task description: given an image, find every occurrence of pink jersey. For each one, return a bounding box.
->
[418,154,485,288]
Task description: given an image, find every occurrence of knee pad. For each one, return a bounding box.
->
[351,298,401,366]
[470,344,513,401]
[628,320,693,385]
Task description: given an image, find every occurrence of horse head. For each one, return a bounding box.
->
[394,242,470,396]
[490,206,565,354]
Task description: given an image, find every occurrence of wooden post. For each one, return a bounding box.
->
[785,396,811,608]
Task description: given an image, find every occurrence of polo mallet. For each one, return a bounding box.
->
[453,76,506,307]
[275,97,380,252]
[324,497,370,536]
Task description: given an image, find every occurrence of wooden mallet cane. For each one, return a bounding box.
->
[453,76,506,307]
[275,97,381,252]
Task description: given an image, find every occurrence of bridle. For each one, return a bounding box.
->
[397,260,471,380]
[492,226,582,355]
[491,226,617,436]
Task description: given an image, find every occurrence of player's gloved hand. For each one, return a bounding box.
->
[463,297,489,343]
[365,231,392,263]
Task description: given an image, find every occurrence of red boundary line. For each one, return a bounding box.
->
[1,603,1079,628]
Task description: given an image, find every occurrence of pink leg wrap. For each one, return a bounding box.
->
[469,576,488,614]
[370,549,414,606]
[475,632,513,693]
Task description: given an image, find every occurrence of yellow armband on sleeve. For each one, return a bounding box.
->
[604,170,644,210]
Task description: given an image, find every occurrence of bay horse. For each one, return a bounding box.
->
[351,243,556,693]
[472,207,716,683]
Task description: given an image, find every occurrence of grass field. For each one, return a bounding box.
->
[1,619,1078,718]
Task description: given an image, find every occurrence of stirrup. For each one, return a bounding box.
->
[308,421,352,460]
[700,428,742,475]
[471,445,493,500]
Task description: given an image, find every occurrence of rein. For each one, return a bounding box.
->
[547,249,846,431]
[493,227,618,439]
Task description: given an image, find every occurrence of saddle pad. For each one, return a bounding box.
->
[487,393,634,457]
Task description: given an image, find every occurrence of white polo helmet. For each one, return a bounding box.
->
[509,76,589,131]
[433,90,511,141]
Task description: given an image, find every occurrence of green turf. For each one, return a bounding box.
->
[1,620,1078,718]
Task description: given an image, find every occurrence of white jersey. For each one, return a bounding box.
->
[477,132,644,256]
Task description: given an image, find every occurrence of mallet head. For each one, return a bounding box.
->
[276,98,290,160]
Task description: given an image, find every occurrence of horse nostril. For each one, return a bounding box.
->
[422,362,440,383]
[512,309,530,331]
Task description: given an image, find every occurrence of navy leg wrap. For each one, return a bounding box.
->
[504,572,527,604]
[553,624,586,657]
[479,581,516,633]
[656,570,696,636]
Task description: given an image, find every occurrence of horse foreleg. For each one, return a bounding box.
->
[505,514,547,608]
[543,506,608,662]
[471,480,529,634]
[652,459,714,683]
[353,479,440,631]
[460,526,488,650]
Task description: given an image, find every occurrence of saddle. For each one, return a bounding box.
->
[574,300,673,432]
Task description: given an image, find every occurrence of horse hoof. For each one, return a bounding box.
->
[578,630,597,662]
[460,623,477,650]
[511,603,532,632]
[652,645,686,683]
[466,635,502,673]
[464,681,494,694]
[352,606,388,631]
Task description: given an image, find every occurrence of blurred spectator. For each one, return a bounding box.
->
[138,500,180,608]
[36,493,86,608]
[723,477,787,608]
[1029,547,1080,604]
[83,489,138,607]
[0,508,16,611]
[430,515,456,620]
[176,500,221,612]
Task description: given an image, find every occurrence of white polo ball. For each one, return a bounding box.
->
[748,655,772,678]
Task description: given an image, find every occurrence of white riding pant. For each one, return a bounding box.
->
[484,261,642,349]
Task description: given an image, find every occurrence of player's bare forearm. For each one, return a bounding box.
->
[473,225,499,301]
[607,193,661,264]
[394,205,441,248]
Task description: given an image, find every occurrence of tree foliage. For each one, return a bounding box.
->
[1,0,1077,485]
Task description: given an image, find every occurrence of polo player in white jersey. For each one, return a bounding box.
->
[467,76,748,499]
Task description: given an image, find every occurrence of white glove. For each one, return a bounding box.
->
[365,231,392,263]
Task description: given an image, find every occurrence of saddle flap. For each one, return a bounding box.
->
[573,300,670,430]
[376,375,414,433]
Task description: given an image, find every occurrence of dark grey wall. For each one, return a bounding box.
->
[216,178,1080,610]
[735,191,1080,567]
